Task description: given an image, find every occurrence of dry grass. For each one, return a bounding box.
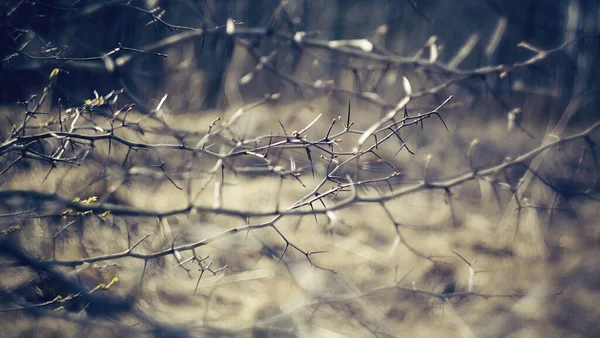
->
[2,102,599,337]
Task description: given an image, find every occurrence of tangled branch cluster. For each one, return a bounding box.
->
[1,1,598,336]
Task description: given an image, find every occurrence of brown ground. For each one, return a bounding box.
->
[1,99,599,338]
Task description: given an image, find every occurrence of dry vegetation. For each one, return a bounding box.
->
[1,1,600,337]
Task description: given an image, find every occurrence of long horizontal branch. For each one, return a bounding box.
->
[1,120,598,269]
[2,120,598,219]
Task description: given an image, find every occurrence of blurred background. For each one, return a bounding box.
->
[1,1,600,337]
[2,0,598,120]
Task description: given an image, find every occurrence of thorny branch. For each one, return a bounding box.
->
[1,2,599,336]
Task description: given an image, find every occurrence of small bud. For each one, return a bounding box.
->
[293,31,306,44]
